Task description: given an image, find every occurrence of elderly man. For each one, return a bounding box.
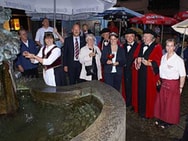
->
[16,28,39,78]
[133,29,163,119]
[123,29,141,107]
[98,28,110,50]
[63,23,86,85]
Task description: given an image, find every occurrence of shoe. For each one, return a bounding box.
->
[160,122,172,129]
[155,120,163,127]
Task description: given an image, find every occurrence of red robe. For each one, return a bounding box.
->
[132,43,162,118]
[132,44,141,111]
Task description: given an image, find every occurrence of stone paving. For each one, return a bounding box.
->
[126,79,188,141]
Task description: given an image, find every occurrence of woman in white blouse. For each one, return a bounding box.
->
[78,34,102,81]
[23,32,63,86]
[154,38,186,128]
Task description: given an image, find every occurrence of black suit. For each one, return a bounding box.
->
[63,35,86,85]
[124,42,138,107]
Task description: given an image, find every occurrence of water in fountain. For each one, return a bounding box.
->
[0,89,101,141]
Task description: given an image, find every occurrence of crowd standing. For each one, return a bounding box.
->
[15,18,187,136]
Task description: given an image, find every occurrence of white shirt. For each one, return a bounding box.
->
[143,42,153,54]
[35,26,54,46]
[160,53,186,80]
[143,46,148,54]
[23,40,29,47]
[127,42,134,52]
[111,51,117,73]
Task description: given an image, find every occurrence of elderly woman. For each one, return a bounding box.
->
[154,39,186,128]
[23,32,64,86]
[101,32,126,91]
[78,34,102,81]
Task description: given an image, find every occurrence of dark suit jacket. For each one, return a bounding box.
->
[63,35,86,68]
[176,46,188,61]
[101,45,126,74]
[124,42,138,70]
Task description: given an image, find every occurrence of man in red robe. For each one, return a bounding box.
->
[133,29,162,118]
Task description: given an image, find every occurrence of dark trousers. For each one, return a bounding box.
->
[22,68,38,78]
[138,67,147,117]
[54,66,65,86]
[124,69,132,107]
[104,72,122,91]
[68,61,82,85]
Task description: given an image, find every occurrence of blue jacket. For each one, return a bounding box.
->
[101,45,126,74]
[16,39,39,70]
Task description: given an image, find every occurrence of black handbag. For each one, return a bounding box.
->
[85,65,95,76]
[85,49,98,76]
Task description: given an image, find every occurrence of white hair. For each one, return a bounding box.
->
[85,34,96,43]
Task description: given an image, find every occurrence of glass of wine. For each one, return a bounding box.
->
[107,53,114,60]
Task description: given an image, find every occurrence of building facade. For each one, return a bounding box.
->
[116,0,188,16]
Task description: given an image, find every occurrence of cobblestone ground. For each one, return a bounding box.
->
[126,79,188,141]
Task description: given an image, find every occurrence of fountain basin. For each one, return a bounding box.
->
[30,80,126,141]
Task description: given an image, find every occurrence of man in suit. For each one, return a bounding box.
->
[63,23,86,85]
[123,29,140,107]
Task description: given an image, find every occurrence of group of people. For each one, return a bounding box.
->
[95,24,186,133]
[15,18,187,134]
[124,28,186,130]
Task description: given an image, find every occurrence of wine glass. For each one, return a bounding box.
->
[107,53,114,60]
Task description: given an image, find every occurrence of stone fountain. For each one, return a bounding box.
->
[0,7,20,115]
[29,80,126,141]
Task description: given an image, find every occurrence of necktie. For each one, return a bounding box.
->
[75,38,79,59]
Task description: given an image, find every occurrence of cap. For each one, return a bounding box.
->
[125,28,137,35]
[143,29,157,38]
[109,32,118,38]
[99,28,110,35]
